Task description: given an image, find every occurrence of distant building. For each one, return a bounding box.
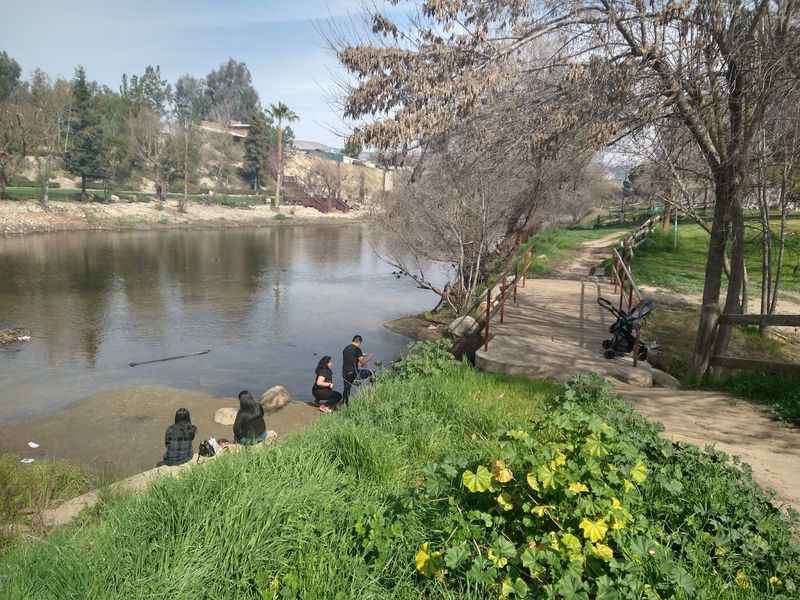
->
[198,120,250,139]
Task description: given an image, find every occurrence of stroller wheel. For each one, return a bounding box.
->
[604,349,616,359]
[602,339,611,349]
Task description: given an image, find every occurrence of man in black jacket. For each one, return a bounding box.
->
[341,334,373,404]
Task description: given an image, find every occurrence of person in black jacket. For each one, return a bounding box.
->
[341,335,373,404]
[312,355,342,413]
[233,390,266,445]
[161,408,197,466]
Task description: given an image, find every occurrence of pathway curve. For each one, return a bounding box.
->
[477,235,800,512]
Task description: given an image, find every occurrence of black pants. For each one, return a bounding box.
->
[342,369,372,404]
[313,388,342,408]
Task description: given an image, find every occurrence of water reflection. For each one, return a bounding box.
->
[0,225,436,422]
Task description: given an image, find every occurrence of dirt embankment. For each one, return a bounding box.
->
[0,199,364,236]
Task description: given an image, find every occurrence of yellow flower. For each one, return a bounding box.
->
[579,518,608,542]
[611,498,622,509]
[531,504,552,517]
[769,576,781,587]
[623,479,635,493]
[568,482,589,494]
[554,452,567,467]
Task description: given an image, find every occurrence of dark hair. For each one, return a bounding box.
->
[352,335,363,343]
[172,407,196,437]
[234,390,265,442]
[174,408,191,425]
[317,355,332,371]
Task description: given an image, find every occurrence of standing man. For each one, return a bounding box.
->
[342,334,373,404]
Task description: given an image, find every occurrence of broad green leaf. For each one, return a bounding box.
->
[494,536,518,559]
[531,504,552,517]
[561,533,583,562]
[630,461,648,484]
[579,518,608,542]
[462,465,493,492]
[536,464,555,489]
[520,547,538,570]
[507,429,530,441]
[444,544,469,570]
[526,472,540,492]
[416,543,441,577]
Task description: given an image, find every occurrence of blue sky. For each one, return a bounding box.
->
[1,0,385,146]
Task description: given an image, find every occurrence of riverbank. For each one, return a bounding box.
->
[0,199,364,236]
[0,386,320,479]
[2,344,798,598]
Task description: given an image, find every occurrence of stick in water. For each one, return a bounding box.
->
[129,349,211,368]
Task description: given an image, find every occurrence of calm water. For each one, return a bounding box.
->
[0,225,438,423]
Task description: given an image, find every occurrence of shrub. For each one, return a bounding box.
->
[411,375,800,598]
[390,339,459,379]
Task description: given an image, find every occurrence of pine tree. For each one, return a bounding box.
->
[242,110,271,193]
[65,66,104,200]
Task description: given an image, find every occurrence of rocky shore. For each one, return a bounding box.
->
[0,199,364,236]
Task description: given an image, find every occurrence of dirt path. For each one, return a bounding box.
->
[476,232,800,512]
[553,230,626,280]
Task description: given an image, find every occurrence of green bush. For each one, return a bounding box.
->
[411,374,800,598]
[390,339,459,379]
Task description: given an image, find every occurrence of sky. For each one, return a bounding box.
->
[1,0,385,147]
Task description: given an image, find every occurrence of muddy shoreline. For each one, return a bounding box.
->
[0,386,320,479]
[0,199,366,236]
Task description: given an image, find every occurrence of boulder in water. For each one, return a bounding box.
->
[214,407,238,426]
[0,328,31,345]
[261,385,292,412]
[447,316,478,337]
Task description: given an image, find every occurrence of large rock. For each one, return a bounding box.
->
[448,315,478,337]
[214,407,238,426]
[0,328,31,345]
[261,385,292,413]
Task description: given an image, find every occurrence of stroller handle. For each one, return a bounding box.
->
[597,296,624,318]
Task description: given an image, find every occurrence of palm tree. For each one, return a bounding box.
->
[267,102,298,206]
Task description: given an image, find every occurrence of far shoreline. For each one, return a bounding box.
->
[0,199,367,237]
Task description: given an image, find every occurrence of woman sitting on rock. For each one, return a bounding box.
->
[233,390,267,445]
[312,355,342,414]
[161,408,197,466]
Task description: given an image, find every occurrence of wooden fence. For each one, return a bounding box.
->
[710,314,800,375]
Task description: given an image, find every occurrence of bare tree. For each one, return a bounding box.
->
[129,107,172,209]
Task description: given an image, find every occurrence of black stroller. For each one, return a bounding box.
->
[597,297,655,360]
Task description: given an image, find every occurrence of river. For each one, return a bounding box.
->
[0,225,439,473]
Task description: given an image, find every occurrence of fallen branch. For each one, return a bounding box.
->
[129,350,211,368]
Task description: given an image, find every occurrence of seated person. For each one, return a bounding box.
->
[233,390,267,445]
[161,408,197,466]
[312,355,342,413]
[342,334,373,404]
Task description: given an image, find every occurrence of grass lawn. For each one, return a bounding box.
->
[1,342,798,599]
[631,221,800,294]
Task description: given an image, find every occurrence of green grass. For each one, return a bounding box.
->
[1,344,798,598]
[632,223,800,294]
[0,455,93,549]
[0,363,560,598]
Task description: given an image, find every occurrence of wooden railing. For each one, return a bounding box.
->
[282,195,351,213]
[480,247,535,351]
[710,314,800,375]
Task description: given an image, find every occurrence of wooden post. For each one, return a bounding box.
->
[500,278,506,324]
[513,265,518,305]
[484,288,492,351]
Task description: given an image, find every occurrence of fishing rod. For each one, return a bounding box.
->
[128,349,211,368]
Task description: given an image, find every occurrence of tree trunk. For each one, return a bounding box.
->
[38,156,50,208]
[275,127,284,207]
[769,167,789,316]
[180,128,188,213]
[689,170,736,379]
[710,199,746,373]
